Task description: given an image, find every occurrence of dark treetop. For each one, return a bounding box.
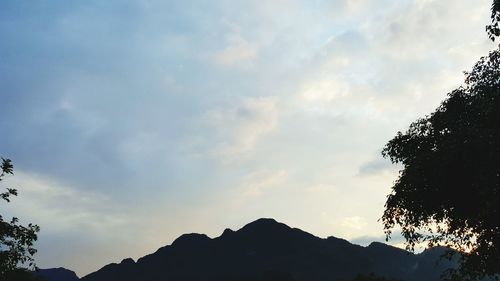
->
[382,47,500,280]
[0,158,40,280]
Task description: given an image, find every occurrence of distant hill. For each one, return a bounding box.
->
[35,267,79,281]
[64,218,455,281]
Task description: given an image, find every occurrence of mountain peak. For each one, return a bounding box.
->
[239,218,290,233]
[250,217,279,224]
[171,233,210,247]
[221,228,235,236]
[35,268,79,281]
[120,258,135,265]
[368,241,387,248]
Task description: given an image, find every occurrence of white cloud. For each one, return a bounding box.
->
[330,216,369,239]
[4,171,122,230]
[208,96,279,160]
[301,78,350,102]
[1,171,146,275]
[304,183,337,194]
[213,21,258,66]
[240,169,288,199]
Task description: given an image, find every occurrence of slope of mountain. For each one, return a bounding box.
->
[77,218,456,281]
[34,267,79,281]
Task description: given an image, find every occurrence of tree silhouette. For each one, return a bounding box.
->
[487,0,500,40]
[382,47,500,280]
[0,158,40,279]
[5,268,47,281]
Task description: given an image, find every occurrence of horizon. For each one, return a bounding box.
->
[0,0,496,277]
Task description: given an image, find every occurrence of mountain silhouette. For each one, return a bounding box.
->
[34,267,79,281]
[41,218,458,281]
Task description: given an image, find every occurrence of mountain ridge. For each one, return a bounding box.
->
[40,218,457,281]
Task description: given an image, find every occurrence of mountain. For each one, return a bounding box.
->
[35,268,79,281]
[74,218,456,281]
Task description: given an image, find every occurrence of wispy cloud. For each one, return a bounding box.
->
[208,97,279,160]
[240,169,288,199]
[213,21,258,66]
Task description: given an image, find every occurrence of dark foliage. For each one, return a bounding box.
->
[382,48,500,280]
[487,0,500,40]
[0,158,40,279]
[5,268,47,281]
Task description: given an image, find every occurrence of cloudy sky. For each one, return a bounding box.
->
[0,0,496,277]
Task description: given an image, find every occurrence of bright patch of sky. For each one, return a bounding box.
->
[0,0,495,277]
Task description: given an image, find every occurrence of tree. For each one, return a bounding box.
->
[487,0,500,40]
[4,268,47,281]
[381,46,500,280]
[0,158,40,279]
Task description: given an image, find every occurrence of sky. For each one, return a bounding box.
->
[0,0,496,277]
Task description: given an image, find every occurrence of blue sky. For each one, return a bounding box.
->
[0,0,496,277]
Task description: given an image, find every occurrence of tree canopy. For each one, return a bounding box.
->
[487,0,500,40]
[0,158,40,279]
[381,46,500,280]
